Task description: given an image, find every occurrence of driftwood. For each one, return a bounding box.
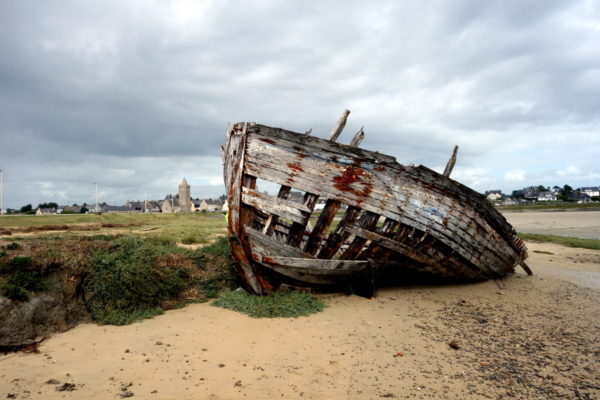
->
[222,111,530,295]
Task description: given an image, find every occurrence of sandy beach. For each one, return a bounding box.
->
[1,215,599,399]
[504,210,600,240]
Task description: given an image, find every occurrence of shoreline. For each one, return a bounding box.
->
[1,240,599,399]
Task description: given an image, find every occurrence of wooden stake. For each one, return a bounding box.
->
[443,145,459,177]
[328,109,350,142]
[349,126,365,147]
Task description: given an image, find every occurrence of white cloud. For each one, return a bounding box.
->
[504,169,526,182]
[557,165,580,177]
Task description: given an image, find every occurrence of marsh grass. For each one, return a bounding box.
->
[533,250,554,255]
[0,213,227,245]
[0,215,237,325]
[519,233,600,251]
[212,289,325,318]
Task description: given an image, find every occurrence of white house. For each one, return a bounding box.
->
[537,191,557,201]
[581,187,600,197]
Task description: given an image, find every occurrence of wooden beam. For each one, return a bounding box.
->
[262,185,291,235]
[443,145,458,177]
[317,206,361,259]
[349,126,365,147]
[345,225,435,268]
[303,199,341,255]
[241,186,310,225]
[340,211,380,259]
[286,192,320,247]
[328,109,350,142]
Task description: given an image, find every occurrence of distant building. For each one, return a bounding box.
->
[36,208,56,215]
[161,178,193,213]
[102,205,138,214]
[199,199,224,212]
[572,192,591,204]
[537,191,557,202]
[581,187,600,197]
[484,190,502,201]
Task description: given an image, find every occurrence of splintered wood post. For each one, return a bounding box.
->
[519,261,533,275]
[328,109,351,142]
[340,211,381,259]
[262,185,292,235]
[443,145,459,177]
[304,128,312,136]
[304,199,341,255]
[317,206,361,259]
[349,126,365,147]
[286,192,320,247]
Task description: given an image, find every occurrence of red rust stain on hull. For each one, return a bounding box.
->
[332,160,373,203]
[259,138,277,145]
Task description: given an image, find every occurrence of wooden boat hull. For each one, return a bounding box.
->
[223,120,530,295]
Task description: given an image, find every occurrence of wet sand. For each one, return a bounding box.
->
[504,210,600,239]
[1,239,599,399]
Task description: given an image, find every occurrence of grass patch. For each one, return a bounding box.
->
[533,250,554,255]
[519,233,600,251]
[499,202,600,212]
[83,236,193,325]
[181,234,205,245]
[212,289,325,318]
[1,283,30,301]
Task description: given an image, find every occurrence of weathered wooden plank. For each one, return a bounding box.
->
[223,125,264,294]
[443,145,458,177]
[328,109,350,142]
[241,186,310,225]
[262,185,291,235]
[248,123,397,164]
[246,225,315,259]
[340,211,380,259]
[263,256,370,272]
[240,175,257,228]
[317,206,361,259]
[346,225,438,268]
[304,199,341,255]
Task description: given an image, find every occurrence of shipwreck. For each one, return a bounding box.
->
[222,110,531,295]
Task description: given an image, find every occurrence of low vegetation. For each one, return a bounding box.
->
[498,202,600,211]
[519,233,600,251]
[0,230,241,324]
[212,289,325,318]
[1,214,327,327]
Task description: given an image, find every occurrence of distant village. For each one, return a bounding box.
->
[8,178,229,215]
[483,185,600,205]
[3,180,600,215]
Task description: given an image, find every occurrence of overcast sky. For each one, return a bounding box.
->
[1,0,599,209]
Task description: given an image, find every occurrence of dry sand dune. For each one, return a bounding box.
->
[1,239,599,400]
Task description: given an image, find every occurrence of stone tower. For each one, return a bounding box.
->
[178,178,191,212]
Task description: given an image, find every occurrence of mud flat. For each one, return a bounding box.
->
[504,210,600,239]
[1,240,599,399]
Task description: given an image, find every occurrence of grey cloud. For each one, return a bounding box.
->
[1,0,599,208]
